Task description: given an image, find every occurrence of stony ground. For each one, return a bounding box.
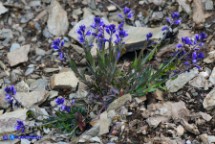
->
[0,0,215,144]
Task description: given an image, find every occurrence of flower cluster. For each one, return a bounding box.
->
[55,97,75,113]
[166,12,181,26]
[15,120,25,133]
[175,32,207,69]
[4,85,16,103]
[77,25,91,46]
[51,38,65,60]
[123,7,133,19]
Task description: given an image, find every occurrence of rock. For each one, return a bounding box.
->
[203,88,215,110]
[146,116,169,128]
[176,0,192,14]
[151,11,164,21]
[200,134,215,144]
[193,0,212,25]
[204,50,215,63]
[0,29,13,42]
[15,91,47,108]
[98,111,110,135]
[25,65,35,76]
[0,109,27,134]
[204,0,214,10]
[209,67,215,85]
[124,25,166,52]
[10,43,21,52]
[7,45,30,67]
[0,89,10,108]
[30,78,48,91]
[180,119,200,135]
[107,94,132,111]
[149,0,164,6]
[107,5,117,12]
[189,75,209,90]
[35,48,46,56]
[166,68,199,92]
[43,68,59,73]
[176,125,185,136]
[16,80,30,92]
[198,112,212,121]
[47,0,69,36]
[0,2,8,15]
[50,70,79,90]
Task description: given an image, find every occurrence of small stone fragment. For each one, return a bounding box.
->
[176,0,192,14]
[47,0,69,36]
[176,125,185,136]
[189,75,209,89]
[107,94,132,111]
[209,67,215,85]
[0,2,8,15]
[10,43,21,51]
[146,116,169,128]
[198,112,212,121]
[204,0,214,10]
[107,5,117,12]
[50,71,79,90]
[166,68,199,92]
[7,45,30,67]
[203,88,215,110]
[16,80,30,92]
[15,91,47,108]
[151,11,164,21]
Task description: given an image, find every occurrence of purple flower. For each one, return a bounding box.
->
[182,37,193,45]
[171,12,180,19]
[198,52,204,59]
[91,17,104,29]
[4,85,16,103]
[192,51,197,63]
[15,120,25,133]
[51,38,65,60]
[105,24,116,35]
[55,97,65,105]
[176,43,183,48]
[77,25,91,45]
[4,85,16,95]
[123,7,133,19]
[114,22,128,44]
[60,105,71,113]
[165,12,181,26]
[200,32,207,40]
[71,99,75,105]
[146,32,153,41]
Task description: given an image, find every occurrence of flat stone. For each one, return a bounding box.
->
[151,11,164,21]
[10,43,21,52]
[189,75,209,90]
[124,25,166,52]
[146,116,169,128]
[204,50,215,63]
[50,70,79,90]
[29,78,48,91]
[7,45,30,67]
[203,88,215,110]
[0,89,10,108]
[176,0,192,14]
[204,0,214,10]
[47,0,69,36]
[166,68,199,92]
[107,94,132,111]
[0,2,8,15]
[16,91,47,108]
[209,67,215,85]
[0,109,27,134]
[16,80,30,92]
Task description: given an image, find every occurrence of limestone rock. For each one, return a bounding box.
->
[166,68,199,92]
[50,71,79,90]
[203,88,215,110]
[189,75,209,90]
[7,45,30,67]
[209,67,215,85]
[47,0,69,36]
[176,0,191,14]
[16,91,47,108]
[107,94,132,111]
[0,2,8,15]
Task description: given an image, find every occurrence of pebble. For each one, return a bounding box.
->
[204,0,214,10]
[107,5,117,12]
[151,11,163,21]
[7,45,30,67]
[209,67,215,85]
[0,2,8,15]
[10,43,21,52]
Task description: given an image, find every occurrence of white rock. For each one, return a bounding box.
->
[176,125,185,136]
[176,0,192,14]
[204,50,215,63]
[107,5,117,12]
[203,88,215,110]
[47,0,69,36]
[166,68,199,92]
[189,75,209,89]
[16,80,30,92]
[0,89,10,108]
[50,70,79,90]
[0,2,8,15]
[209,67,215,85]
[7,45,30,67]
[16,91,47,108]
[146,116,169,128]
[10,43,21,51]
[107,94,132,111]
[151,11,164,21]
[124,25,166,52]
